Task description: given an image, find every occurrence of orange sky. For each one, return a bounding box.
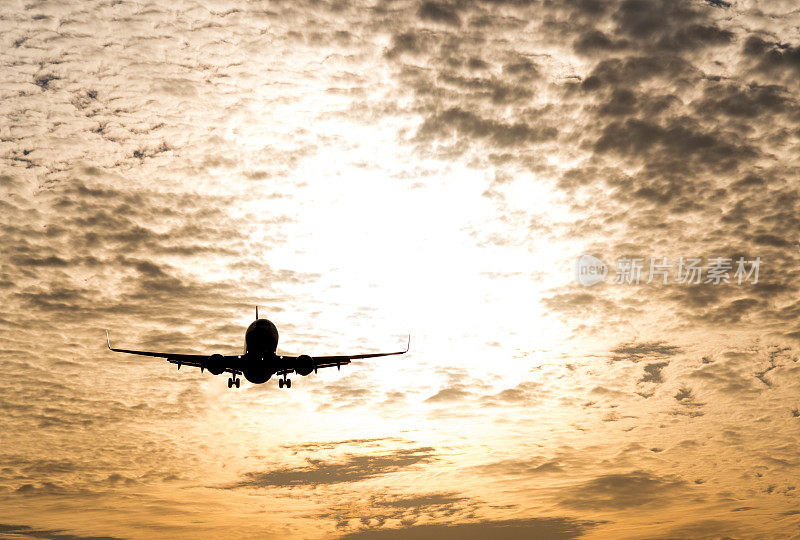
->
[2,0,800,538]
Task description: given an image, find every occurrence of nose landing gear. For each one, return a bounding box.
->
[278,376,291,389]
[227,377,240,389]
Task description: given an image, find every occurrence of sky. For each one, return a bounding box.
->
[2,0,800,538]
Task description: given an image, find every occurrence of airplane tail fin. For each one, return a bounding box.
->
[256,306,259,320]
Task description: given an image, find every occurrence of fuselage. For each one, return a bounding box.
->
[241,318,280,383]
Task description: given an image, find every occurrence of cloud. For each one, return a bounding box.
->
[674,386,704,408]
[319,491,481,531]
[541,292,618,317]
[425,386,473,403]
[686,361,761,395]
[639,362,668,383]
[0,524,123,540]
[282,438,398,453]
[743,35,800,76]
[559,470,686,510]
[480,381,542,405]
[649,519,744,539]
[593,117,756,173]
[371,492,468,510]
[417,2,461,27]
[224,447,437,488]
[338,517,600,540]
[415,107,556,149]
[611,341,681,362]
[3,0,800,537]
[477,457,564,476]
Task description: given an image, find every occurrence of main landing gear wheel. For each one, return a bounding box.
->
[228,378,233,388]
[235,378,240,388]
[278,379,283,388]
[286,379,291,388]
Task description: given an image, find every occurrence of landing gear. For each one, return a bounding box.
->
[278,377,292,389]
[228,377,241,389]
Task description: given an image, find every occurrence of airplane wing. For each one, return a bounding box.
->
[106,331,242,375]
[277,335,410,375]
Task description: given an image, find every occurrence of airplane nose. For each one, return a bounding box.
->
[247,328,271,350]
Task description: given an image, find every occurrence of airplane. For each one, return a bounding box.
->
[106,307,410,389]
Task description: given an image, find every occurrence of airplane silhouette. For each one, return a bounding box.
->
[107,307,409,388]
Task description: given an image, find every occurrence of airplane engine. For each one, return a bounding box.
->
[206,354,226,375]
[295,354,315,376]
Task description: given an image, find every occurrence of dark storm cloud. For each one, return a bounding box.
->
[592,117,756,173]
[582,55,699,89]
[743,35,800,75]
[572,30,631,56]
[225,447,437,488]
[339,517,600,540]
[694,82,797,120]
[436,73,536,105]
[418,2,461,27]
[576,15,732,56]
[559,470,686,510]
[416,107,557,148]
[385,30,441,59]
[606,0,733,53]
